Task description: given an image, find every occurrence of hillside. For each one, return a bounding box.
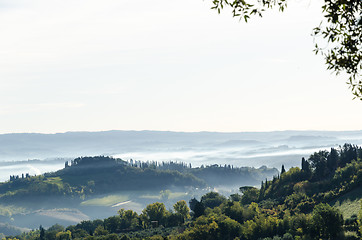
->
[0,156,277,229]
[3,143,362,240]
[1,130,361,166]
[331,186,362,219]
[0,156,277,203]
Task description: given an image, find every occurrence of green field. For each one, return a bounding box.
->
[44,177,63,186]
[331,186,362,219]
[81,190,190,208]
[139,190,189,200]
[169,192,189,199]
[81,194,129,206]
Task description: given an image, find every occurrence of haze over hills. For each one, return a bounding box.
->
[1,143,361,239]
[0,130,361,235]
[0,130,362,182]
[0,156,278,229]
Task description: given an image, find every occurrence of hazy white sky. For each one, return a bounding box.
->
[0,0,361,133]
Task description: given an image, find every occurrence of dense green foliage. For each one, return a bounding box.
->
[258,144,362,209]
[0,156,276,205]
[4,144,362,240]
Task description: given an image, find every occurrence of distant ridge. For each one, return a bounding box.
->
[0,130,361,162]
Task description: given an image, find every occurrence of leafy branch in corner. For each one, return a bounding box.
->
[211,0,362,100]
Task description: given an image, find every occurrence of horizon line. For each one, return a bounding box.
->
[1,129,362,135]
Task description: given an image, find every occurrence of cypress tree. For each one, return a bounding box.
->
[281,165,286,175]
[39,225,45,240]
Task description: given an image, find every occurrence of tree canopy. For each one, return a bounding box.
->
[4,145,362,240]
[211,0,362,100]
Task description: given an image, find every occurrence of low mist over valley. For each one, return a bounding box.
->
[1,130,362,181]
[1,0,361,238]
[0,130,361,235]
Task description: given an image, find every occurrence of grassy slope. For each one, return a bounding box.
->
[330,186,362,219]
[81,190,189,207]
[81,193,130,206]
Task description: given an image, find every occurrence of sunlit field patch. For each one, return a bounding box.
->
[81,194,129,206]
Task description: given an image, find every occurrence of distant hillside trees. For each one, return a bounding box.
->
[5,144,362,240]
[246,143,362,213]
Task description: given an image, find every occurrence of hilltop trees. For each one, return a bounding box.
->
[340,143,359,167]
[327,148,339,171]
[306,144,361,180]
[39,226,45,240]
[308,150,329,179]
[6,144,362,239]
[281,165,286,175]
[1,155,279,206]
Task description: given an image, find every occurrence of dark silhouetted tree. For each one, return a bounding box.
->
[308,150,329,180]
[340,143,358,167]
[281,165,286,175]
[189,198,205,219]
[39,225,45,240]
[327,147,339,171]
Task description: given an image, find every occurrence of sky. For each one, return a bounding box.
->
[0,0,361,133]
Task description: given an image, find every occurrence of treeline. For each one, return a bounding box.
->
[255,144,362,210]
[0,156,276,204]
[4,143,362,240]
[9,200,191,240]
[5,192,362,240]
